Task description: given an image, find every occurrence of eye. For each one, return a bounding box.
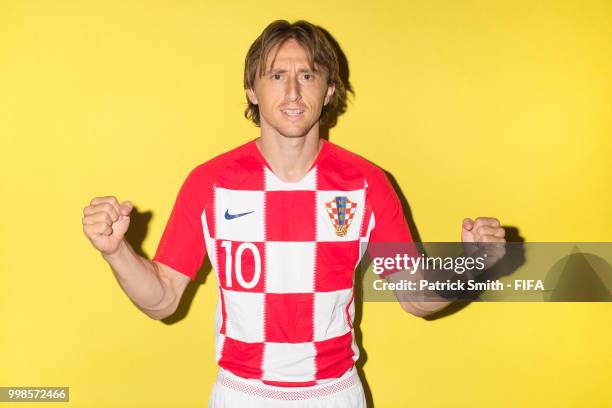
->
[303,74,313,80]
[271,74,282,80]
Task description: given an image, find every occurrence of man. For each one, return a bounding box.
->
[82,20,505,407]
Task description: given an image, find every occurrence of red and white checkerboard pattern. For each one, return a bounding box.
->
[153,138,416,387]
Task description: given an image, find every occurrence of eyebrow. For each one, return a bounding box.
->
[266,67,319,74]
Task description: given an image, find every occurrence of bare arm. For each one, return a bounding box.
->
[388,217,506,318]
[385,266,452,318]
[102,239,191,320]
[83,196,190,320]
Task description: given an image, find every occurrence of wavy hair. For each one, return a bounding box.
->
[243,20,347,128]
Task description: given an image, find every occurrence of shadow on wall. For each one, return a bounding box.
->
[383,170,528,320]
[121,204,214,325]
[318,24,355,141]
[544,248,612,302]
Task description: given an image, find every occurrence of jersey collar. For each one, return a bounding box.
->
[248,137,330,183]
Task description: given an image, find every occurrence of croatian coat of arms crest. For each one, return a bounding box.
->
[325,196,357,237]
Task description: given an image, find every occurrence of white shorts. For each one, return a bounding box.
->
[208,366,367,408]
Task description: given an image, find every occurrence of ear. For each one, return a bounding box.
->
[323,83,336,106]
[246,88,258,105]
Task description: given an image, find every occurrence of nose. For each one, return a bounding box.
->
[284,75,301,102]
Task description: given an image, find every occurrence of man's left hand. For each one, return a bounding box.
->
[461,216,506,269]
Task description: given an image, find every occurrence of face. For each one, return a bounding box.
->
[247,38,335,138]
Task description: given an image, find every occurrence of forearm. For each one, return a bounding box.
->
[385,269,452,317]
[101,239,175,317]
[385,250,492,316]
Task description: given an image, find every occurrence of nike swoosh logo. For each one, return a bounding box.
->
[224,209,254,220]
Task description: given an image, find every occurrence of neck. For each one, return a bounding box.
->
[256,124,322,183]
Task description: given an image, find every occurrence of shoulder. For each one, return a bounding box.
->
[186,139,255,183]
[324,140,389,184]
[173,139,257,207]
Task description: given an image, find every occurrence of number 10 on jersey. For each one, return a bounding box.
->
[220,241,262,289]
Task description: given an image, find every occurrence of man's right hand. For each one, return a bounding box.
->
[82,196,133,256]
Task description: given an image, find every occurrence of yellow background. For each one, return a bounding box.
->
[1,1,610,407]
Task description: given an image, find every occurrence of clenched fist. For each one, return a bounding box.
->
[82,196,133,256]
[461,216,506,269]
[461,217,505,243]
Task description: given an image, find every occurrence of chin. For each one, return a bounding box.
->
[279,129,309,138]
[274,122,313,138]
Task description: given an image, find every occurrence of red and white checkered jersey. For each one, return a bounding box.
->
[152,137,415,387]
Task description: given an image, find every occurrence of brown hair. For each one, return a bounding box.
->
[243,20,347,127]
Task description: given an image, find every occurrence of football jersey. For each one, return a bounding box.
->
[152,137,415,387]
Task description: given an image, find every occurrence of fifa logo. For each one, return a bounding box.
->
[325,196,357,237]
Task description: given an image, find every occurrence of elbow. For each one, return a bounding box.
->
[149,305,178,320]
[399,301,435,318]
[400,302,427,317]
[410,309,433,318]
[137,303,176,320]
[138,279,180,320]
[147,310,174,321]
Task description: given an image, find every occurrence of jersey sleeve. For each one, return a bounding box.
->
[152,166,208,281]
[367,168,419,278]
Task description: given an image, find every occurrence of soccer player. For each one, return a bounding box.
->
[82,20,505,407]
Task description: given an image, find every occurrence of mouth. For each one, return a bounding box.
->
[281,109,305,121]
